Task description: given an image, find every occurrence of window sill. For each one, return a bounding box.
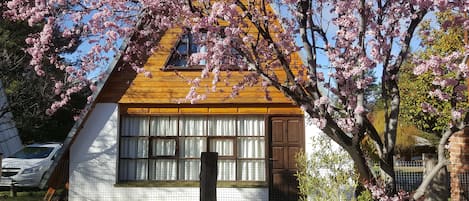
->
[114,181,267,188]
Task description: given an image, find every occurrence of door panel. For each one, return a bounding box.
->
[272,119,285,145]
[272,147,285,169]
[288,147,300,169]
[287,120,301,144]
[270,117,304,201]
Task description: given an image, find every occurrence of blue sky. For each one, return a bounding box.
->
[62,2,437,85]
[271,2,438,86]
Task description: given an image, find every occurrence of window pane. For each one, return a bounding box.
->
[208,116,236,136]
[120,138,148,158]
[237,160,265,181]
[238,137,264,158]
[191,32,206,54]
[151,139,176,156]
[179,159,200,180]
[238,116,264,136]
[180,116,206,136]
[119,159,148,181]
[150,116,177,136]
[168,55,188,67]
[209,139,233,156]
[149,159,177,180]
[197,46,207,65]
[121,116,149,136]
[168,34,190,67]
[190,43,198,54]
[135,159,148,180]
[177,41,188,54]
[218,160,235,181]
[180,137,206,158]
[119,114,269,182]
[119,159,132,180]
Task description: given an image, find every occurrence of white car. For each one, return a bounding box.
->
[1,143,62,188]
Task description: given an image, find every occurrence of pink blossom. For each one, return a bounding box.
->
[2,3,468,195]
[143,70,152,78]
[319,96,329,105]
[87,96,93,104]
[89,84,97,92]
[311,118,327,129]
[354,105,365,114]
[421,102,437,113]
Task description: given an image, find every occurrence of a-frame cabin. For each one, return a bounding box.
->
[44,4,316,201]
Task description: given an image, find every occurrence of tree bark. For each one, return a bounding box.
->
[343,145,374,184]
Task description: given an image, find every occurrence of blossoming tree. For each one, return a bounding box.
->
[3,0,468,198]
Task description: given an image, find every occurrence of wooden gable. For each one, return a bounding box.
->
[97,6,303,106]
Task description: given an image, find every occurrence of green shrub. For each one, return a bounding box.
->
[295,134,358,201]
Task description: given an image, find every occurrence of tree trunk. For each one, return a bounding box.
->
[380,155,397,195]
[344,146,374,184]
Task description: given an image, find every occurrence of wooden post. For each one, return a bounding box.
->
[423,153,450,201]
[200,152,218,201]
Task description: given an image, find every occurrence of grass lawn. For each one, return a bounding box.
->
[0,190,45,201]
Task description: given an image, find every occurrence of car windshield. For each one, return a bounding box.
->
[8,147,54,159]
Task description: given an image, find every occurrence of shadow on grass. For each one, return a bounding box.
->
[0,189,45,201]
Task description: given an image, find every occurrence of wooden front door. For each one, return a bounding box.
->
[270,117,304,201]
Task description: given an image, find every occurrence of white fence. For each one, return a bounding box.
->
[370,160,469,200]
[394,160,424,192]
[371,160,424,192]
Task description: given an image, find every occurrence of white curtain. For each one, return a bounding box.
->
[150,159,177,180]
[119,159,148,181]
[237,160,265,181]
[208,116,236,136]
[236,138,265,181]
[238,137,264,158]
[150,116,177,136]
[121,116,149,136]
[179,159,200,180]
[119,117,149,181]
[119,159,132,180]
[180,137,206,158]
[209,139,234,156]
[180,116,205,136]
[238,116,264,136]
[152,139,176,156]
[218,160,236,181]
[179,117,206,180]
[120,138,148,158]
[119,115,267,182]
[236,116,265,181]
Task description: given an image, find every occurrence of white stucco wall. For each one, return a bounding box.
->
[303,116,344,156]
[304,117,324,157]
[69,103,268,201]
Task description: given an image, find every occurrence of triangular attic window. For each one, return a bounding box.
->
[166,32,206,69]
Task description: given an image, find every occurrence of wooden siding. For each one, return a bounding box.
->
[97,4,303,106]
